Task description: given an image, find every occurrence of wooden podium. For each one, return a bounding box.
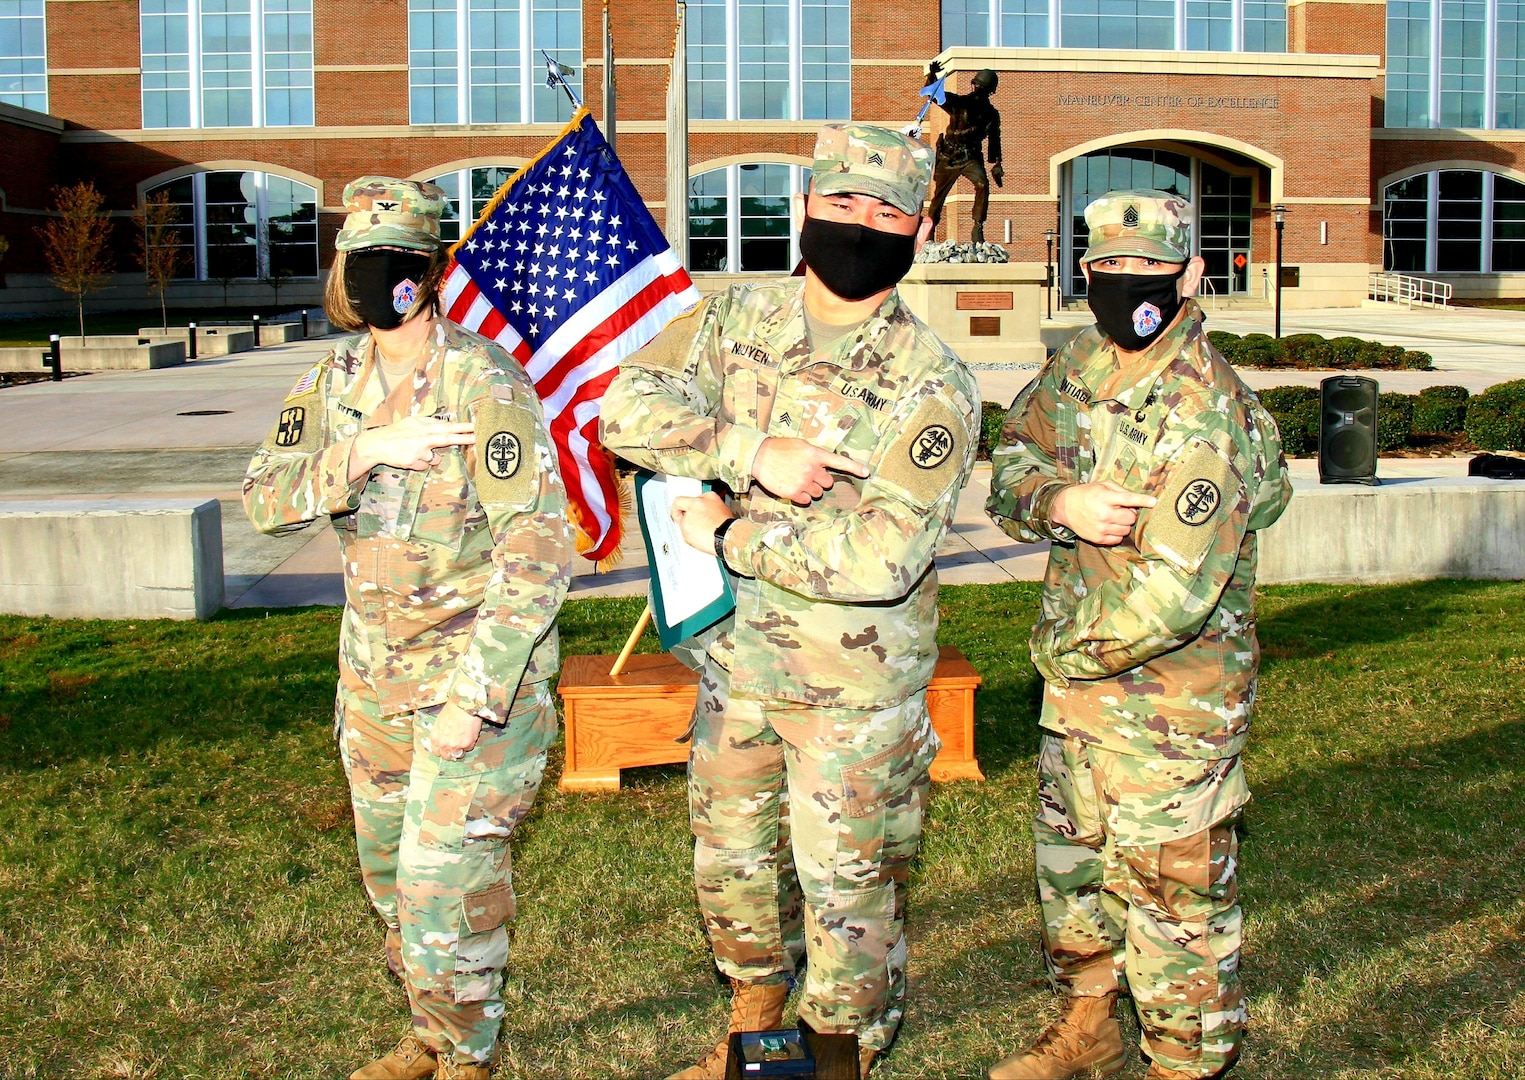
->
[556,645,983,792]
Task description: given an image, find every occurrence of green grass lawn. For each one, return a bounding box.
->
[1,583,1521,1079]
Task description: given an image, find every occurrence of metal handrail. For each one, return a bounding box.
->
[1201,274,1217,310]
[1368,272,1453,308]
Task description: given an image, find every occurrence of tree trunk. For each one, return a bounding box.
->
[77,298,84,339]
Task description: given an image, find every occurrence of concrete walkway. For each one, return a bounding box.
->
[0,302,1509,608]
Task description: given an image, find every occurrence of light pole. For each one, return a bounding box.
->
[1273,204,1287,339]
[1043,228,1056,320]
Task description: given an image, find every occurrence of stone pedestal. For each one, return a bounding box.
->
[896,262,1048,367]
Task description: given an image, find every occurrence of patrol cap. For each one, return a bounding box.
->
[1081,189,1193,264]
[810,124,935,216]
[335,176,449,253]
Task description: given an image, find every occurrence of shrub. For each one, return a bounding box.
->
[1234,332,1286,368]
[1207,330,1242,359]
[1278,333,1329,368]
[1465,379,1525,450]
[1377,392,1416,451]
[1258,385,1321,456]
[1325,336,1378,368]
[1400,349,1435,370]
[979,400,1007,459]
[1413,385,1470,434]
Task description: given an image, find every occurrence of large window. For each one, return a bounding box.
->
[139,0,313,129]
[424,164,522,243]
[943,0,1284,50]
[688,163,807,273]
[1387,0,1525,129]
[0,0,46,112]
[408,0,580,124]
[145,170,317,281]
[688,0,849,121]
[1383,169,1525,272]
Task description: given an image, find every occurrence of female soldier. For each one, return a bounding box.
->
[244,177,574,1080]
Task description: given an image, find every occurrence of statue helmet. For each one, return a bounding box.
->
[972,69,998,92]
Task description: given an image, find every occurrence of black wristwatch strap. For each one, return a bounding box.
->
[713,517,737,564]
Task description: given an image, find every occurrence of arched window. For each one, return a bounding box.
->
[424,165,523,244]
[145,170,317,280]
[688,162,808,273]
[1383,168,1525,272]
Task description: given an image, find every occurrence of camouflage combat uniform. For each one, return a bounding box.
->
[244,315,574,1066]
[986,190,1290,1077]
[602,272,978,1050]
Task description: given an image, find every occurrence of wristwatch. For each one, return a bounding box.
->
[713,517,737,563]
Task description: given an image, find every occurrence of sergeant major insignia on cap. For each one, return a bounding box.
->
[1082,189,1193,264]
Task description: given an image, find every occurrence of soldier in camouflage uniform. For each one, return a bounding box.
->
[983,191,1290,1080]
[601,125,979,1080]
[243,177,574,1080]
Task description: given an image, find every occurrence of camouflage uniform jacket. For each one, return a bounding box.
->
[602,282,979,710]
[244,318,575,719]
[987,300,1291,759]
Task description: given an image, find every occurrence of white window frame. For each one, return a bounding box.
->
[688,162,809,274]
[945,0,1285,51]
[688,0,851,122]
[139,0,313,130]
[408,0,582,126]
[0,0,48,113]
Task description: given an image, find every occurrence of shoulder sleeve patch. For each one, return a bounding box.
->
[1143,439,1240,574]
[625,303,705,374]
[285,360,327,402]
[264,390,321,453]
[472,398,538,509]
[875,393,970,510]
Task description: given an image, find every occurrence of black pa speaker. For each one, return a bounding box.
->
[1319,375,1379,485]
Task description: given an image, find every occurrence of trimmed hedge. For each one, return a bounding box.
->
[1413,385,1470,435]
[1377,392,1416,451]
[979,400,1007,459]
[1210,331,1432,371]
[1464,379,1525,451]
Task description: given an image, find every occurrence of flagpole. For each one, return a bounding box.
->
[603,2,616,157]
[664,2,689,261]
[608,604,652,677]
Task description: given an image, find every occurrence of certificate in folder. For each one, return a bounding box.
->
[634,471,737,651]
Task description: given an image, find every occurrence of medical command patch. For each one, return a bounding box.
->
[1145,440,1239,573]
[879,394,968,508]
[473,396,536,508]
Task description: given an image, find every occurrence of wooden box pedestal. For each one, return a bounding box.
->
[556,645,983,792]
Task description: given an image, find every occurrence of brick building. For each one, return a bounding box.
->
[1,0,1523,312]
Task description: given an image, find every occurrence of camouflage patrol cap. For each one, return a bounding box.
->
[335,176,449,253]
[810,124,935,216]
[1081,189,1193,264]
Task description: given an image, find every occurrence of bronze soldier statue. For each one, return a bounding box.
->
[925,62,1004,244]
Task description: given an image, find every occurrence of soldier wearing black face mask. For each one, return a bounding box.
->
[244,175,574,1080]
[601,124,980,1080]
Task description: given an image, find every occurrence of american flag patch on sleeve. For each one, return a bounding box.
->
[286,364,323,401]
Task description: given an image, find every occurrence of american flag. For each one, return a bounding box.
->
[443,108,701,564]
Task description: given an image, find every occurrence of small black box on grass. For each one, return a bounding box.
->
[725,1022,859,1080]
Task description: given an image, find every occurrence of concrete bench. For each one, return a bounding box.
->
[0,499,224,620]
[1260,476,1525,584]
[139,327,256,357]
[0,340,186,372]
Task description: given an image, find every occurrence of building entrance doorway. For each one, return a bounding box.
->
[1061,147,1255,298]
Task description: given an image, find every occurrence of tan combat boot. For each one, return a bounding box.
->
[349,1035,438,1080]
[666,978,790,1080]
[860,1046,878,1078]
[986,995,1125,1080]
[434,1059,490,1080]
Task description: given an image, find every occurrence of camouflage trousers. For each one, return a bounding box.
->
[688,660,939,1053]
[1034,733,1250,1078]
[338,680,557,1065]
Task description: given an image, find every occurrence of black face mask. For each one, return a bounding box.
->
[344,249,434,330]
[1086,267,1188,352]
[798,215,918,302]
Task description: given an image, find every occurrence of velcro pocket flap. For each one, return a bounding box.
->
[461,882,516,934]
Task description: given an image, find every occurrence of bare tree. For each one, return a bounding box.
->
[135,191,187,330]
[38,182,115,339]
[0,234,9,290]
[257,216,292,313]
